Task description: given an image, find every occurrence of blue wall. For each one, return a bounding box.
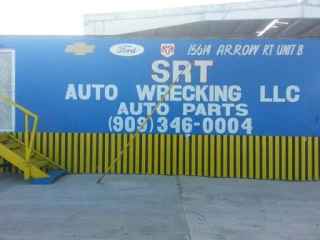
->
[1,36,319,136]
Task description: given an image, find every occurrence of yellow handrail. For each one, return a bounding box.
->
[0,94,39,169]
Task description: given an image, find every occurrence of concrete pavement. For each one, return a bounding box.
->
[0,173,319,240]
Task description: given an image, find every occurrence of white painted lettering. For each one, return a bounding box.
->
[92,84,104,100]
[286,86,300,102]
[182,86,195,102]
[195,85,208,101]
[157,103,169,115]
[207,104,221,116]
[183,103,195,116]
[216,44,260,55]
[216,45,225,55]
[194,60,213,83]
[173,61,192,83]
[117,102,129,115]
[157,85,169,101]
[65,84,77,100]
[221,103,234,116]
[297,45,304,55]
[169,85,182,101]
[105,85,118,100]
[234,45,242,55]
[225,45,233,55]
[136,85,156,101]
[235,104,248,116]
[152,60,170,83]
[277,45,296,56]
[262,44,274,55]
[78,84,91,100]
[195,104,207,116]
[273,86,286,102]
[260,86,272,102]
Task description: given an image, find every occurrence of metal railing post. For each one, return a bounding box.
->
[28,116,38,159]
[25,114,29,162]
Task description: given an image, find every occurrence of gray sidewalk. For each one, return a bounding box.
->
[0,173,319,240]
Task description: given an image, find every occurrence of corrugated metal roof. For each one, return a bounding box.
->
[83,0,320,38]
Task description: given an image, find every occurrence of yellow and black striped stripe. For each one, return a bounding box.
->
[6,133,320,181]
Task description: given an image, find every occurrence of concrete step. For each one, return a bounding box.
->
[31,170,67,185]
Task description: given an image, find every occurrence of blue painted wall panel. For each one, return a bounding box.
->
[0,37,319,136]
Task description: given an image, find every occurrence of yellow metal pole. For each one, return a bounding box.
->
[27,116,38,161]
[25,114,29,162]
[24,114,31,180]
[97,63,191,183]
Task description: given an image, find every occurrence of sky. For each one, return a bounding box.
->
[0,0,263,35]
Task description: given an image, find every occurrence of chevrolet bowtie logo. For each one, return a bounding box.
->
[65,43,95,56]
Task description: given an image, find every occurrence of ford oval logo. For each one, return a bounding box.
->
[110,44,144,57]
